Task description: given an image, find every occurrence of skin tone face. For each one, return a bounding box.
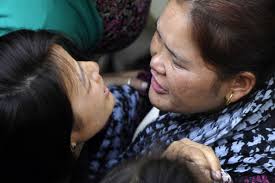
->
[149,0,232,114]
[52,45,115,144]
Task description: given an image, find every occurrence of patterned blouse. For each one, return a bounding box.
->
[84,85,275,183]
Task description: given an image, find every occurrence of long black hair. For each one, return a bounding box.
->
[0,30,85,182]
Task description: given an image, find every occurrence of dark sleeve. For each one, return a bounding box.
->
[95,0,152,52]
[85,85,148,182]
[232,174,275,183]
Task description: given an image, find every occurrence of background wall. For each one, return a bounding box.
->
[150,0,168,19]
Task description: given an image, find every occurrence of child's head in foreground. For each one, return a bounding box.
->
[100,157,197,183]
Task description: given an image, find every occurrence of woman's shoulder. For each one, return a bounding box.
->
[0,0,49,34]
[0,0,103,50]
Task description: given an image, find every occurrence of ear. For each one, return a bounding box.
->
[70,129,80,145]
[70,117,82,145]
[229,72,256,103]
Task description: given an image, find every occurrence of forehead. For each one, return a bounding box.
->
[50,45,81,94]
[158,1,207,64]
[51,45,80,76]
[51,45,76,66]
[159,1,194,48]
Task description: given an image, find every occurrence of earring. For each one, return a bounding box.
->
[225,93,234,106]
[70,142,77,152]
[70,142,84,158]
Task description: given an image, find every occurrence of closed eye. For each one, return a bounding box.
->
[76,62,92,92]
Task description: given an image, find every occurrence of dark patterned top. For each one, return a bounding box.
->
[86,85,275,183]
[95,0,152,52]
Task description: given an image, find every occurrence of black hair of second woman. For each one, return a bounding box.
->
[99,157,197,183]
[182,0,275,88]
[0,30,90,183]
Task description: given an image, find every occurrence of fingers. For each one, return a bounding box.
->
[127,77,148,91]
[186,162,213,183]
[180,139,222,181]
[163,141,213,183]
[163,139,222,182]
[163,140,211,168]
[180,139,221,172]
[102,70,149,91]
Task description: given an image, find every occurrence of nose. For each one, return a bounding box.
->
[90,62,100,73]
[87,61,100,74]
[79,61,100,74]
[150,32,166,75]
[87,62,101,82]
[150,51,166,75]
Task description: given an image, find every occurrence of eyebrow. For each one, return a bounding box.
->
[156,23,191,65]
[76,61,91,92]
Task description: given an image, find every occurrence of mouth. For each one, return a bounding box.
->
[104,85,110,96]
[100,76,110,96]
[150,72,168,95]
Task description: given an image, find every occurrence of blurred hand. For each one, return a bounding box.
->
[163,138,222,183]
[103,70,149,91]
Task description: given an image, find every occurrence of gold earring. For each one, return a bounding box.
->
[70,142,84,158]
[225,93,234,106]
[70,142,77,152]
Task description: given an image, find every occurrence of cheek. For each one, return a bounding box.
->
[167,72,213,106]
[72,90,97,122]
[167,70,192,96]
[169,77,191,101]
[73,99,92,125]
[77,104,99,138]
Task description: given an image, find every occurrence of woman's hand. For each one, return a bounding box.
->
[163,138,222,183]
[103,70,149,91]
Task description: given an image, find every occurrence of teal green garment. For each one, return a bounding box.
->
[0,0,103,50]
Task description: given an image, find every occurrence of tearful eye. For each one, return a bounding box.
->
[173,61,183,69]
[172,58,187,70]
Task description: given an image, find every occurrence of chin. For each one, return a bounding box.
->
[149,89,187,113]
[149,89,171,112]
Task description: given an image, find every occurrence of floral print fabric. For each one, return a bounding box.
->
[95,0,152,51]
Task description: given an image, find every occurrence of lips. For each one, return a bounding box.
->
[150,75,168,94]
[104,86,110,96]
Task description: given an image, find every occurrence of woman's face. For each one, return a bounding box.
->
[149,0,230,114]
[53,46,115,143]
